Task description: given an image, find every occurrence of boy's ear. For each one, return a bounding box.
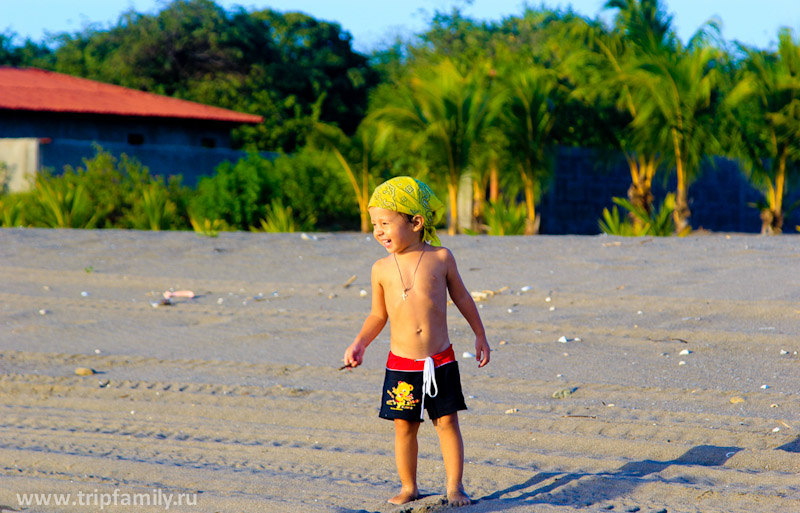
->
[411,214,425,232]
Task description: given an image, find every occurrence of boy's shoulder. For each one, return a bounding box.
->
[428,244,454,261]
[370,245,453,268]
[370,254,394,273]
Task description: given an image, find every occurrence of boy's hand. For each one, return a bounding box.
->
[343,340,366,368]
[475,335,490,367]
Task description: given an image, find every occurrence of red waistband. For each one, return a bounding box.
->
[386,345,455,371]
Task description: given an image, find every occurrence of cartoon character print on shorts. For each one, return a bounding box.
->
[386,380,419,411]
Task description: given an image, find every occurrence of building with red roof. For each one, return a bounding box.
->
[0,67,263,190]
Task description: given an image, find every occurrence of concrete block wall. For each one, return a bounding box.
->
[538,147,799,234]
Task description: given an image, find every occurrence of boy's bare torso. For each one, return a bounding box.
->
[374,245,451,359]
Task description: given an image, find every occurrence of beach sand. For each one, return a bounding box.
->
[0,228,798,513]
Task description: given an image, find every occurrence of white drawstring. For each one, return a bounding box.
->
[418,357,439,420]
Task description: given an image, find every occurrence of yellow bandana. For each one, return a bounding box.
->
[368,177,444,246]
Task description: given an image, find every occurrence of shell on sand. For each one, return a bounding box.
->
[74,367,96,376]
[552,387,578,399]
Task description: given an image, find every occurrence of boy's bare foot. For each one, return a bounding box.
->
[388,487,419,505]
[447,487,471,507]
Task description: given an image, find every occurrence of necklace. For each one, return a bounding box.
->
[393,243,425,301]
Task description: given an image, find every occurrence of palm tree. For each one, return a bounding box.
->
[590,0,725,234]
[602,0,724,234]
[561,1,678,232]
[499,66,559,234]
[370,59,504,234]
[625,43,723,234]
[604,0,676,55]
[564,17,663,231]
[604,0,677,226]
[469,128,505,230]
[727,29,800,234]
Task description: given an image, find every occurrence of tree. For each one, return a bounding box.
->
[604,0,676,55]
[47,0,377,152]
[0,31,54,67]
[588,0,677,230]
[627,44,722,233]
[602,0,725,234]
[499,66,559,234]
[563,18,662,232]
[727,29,800,234]
[370,59,503,234]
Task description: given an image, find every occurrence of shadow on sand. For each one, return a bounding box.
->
[476,444,742,511]
[776,435,800,453]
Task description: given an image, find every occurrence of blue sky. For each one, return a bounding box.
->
[4,0,799,53]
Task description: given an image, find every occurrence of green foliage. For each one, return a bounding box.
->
[0,193,30,227]
[190,152,276,231]
[480,197,528,235]
[189,216,228,237]
[599,193,679,236]
[29,173,105,228]
[259,199,302,233]
[266,148,356,231]
[190,148,355,232]
[6,0,800,235]
[125,182,179,231]
[0,30,54,67]
[599,205,638,236]
[726,29,800,233]
[53,147,190,229]
[310,120,387,232]
[370,58,504,233]
[0,147,190,230]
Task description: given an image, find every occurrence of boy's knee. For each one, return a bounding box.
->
[394,419,421,436]
[432,413,459,430]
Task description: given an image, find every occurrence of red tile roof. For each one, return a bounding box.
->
[0,67,262,124]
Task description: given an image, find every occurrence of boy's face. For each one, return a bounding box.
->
[369,207,424,254]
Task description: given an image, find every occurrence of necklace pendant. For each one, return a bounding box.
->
[402,291,408,301]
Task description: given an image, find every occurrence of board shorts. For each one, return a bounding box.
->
[379,344,467,421]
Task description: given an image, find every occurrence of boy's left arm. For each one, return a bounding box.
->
[444,250,490,367]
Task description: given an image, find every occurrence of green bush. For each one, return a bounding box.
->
[1,146,363,234]
[29,173,106,228]
[192,149,358,232]
[599,194,678,237]
[123,181,179,230]
[598,205,638,236]
[189,216,229,237]
[189,152,277,231]
[0,193,31,227]
[478,197,528,235]
[267,148,359,231]
[0,146,191,230]
[258,198,310,232]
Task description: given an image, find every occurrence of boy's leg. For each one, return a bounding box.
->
[432,412,471,506]
[390,418,421,504]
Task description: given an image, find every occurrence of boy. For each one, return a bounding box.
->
[343,176,490,507]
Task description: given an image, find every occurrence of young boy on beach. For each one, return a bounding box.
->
[343,176,490,506]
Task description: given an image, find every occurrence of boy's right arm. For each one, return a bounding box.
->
[343,262,388,367]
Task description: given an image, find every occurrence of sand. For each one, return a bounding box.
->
[0,228,798,513]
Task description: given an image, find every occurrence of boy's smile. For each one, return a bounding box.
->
[369,207,423,254]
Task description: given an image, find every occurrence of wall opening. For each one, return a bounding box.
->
[127,133,145,145]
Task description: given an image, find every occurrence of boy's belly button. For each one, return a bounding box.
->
[416,328,423,334]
